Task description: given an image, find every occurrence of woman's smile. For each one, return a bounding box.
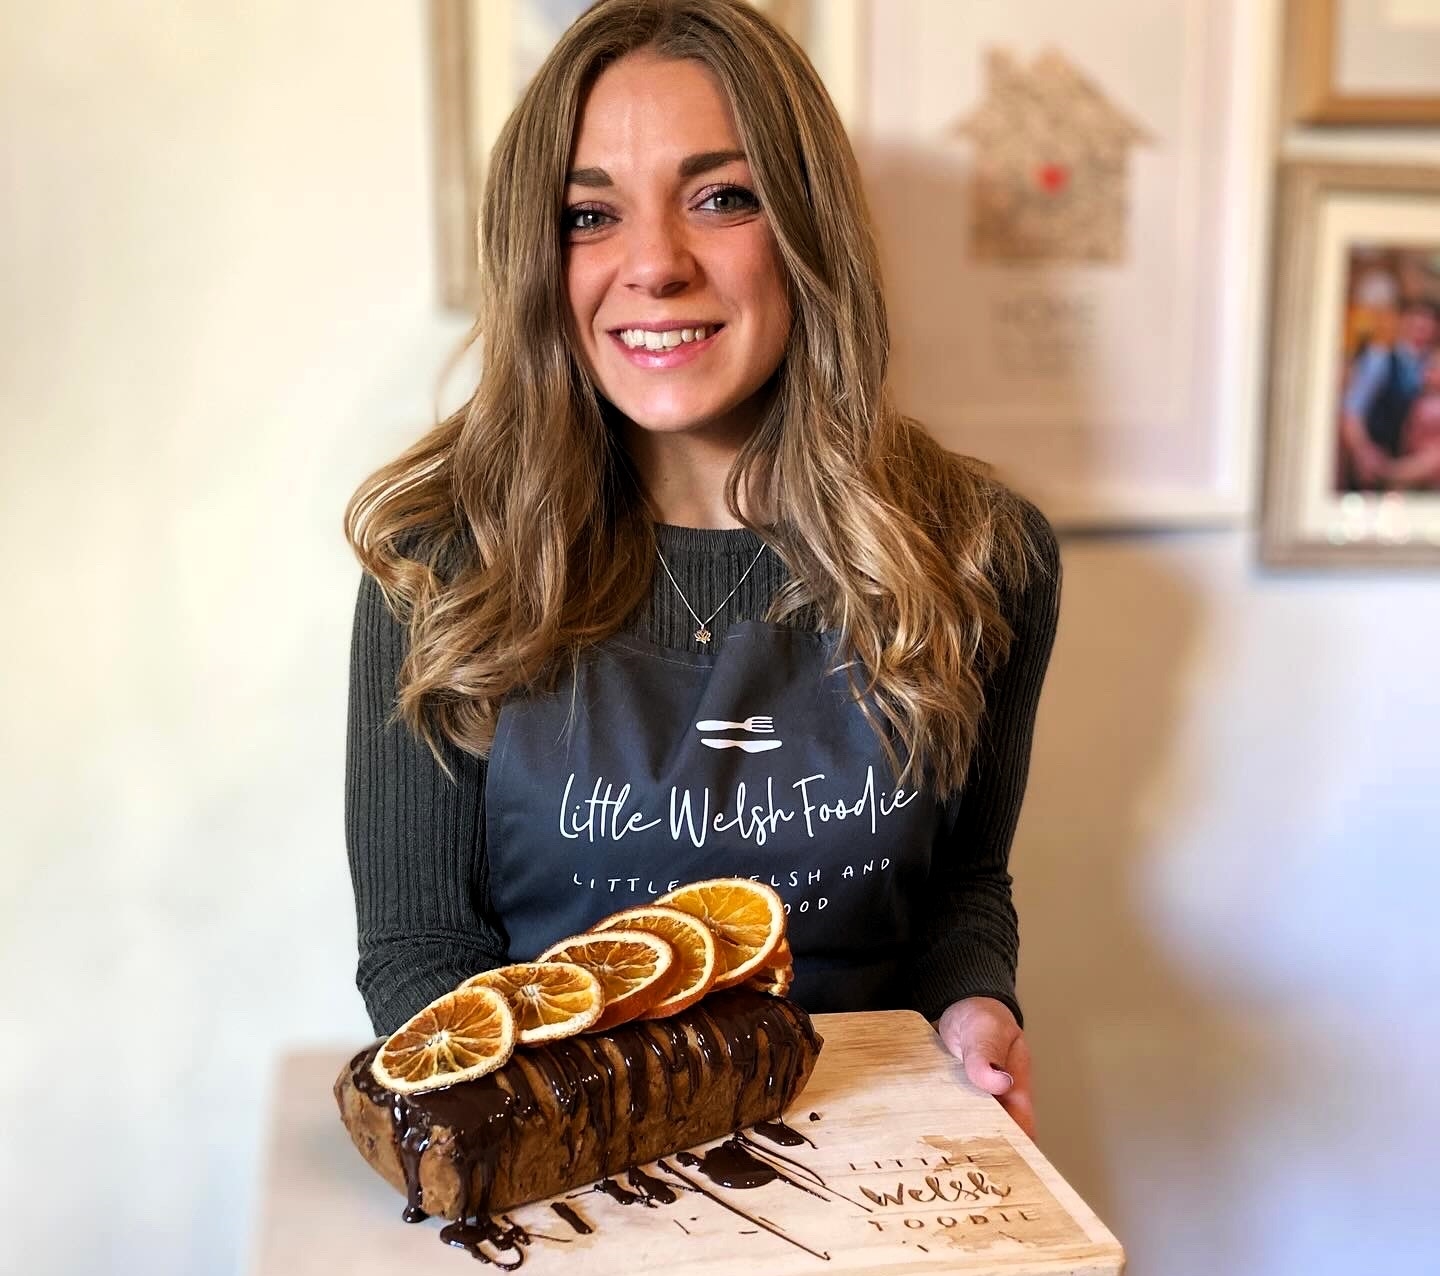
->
[608,322,725,367]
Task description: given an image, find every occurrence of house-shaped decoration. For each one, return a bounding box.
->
[952,48,1153,264]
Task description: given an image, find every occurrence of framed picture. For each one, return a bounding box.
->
[430,0,867,311]
[860,0,1282,528]
[1291,0,1440,125]
[1261,161,1440,565]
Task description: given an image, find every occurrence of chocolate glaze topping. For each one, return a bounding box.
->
[346,988,822,1246]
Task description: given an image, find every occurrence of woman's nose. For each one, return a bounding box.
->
[622,214,696,297]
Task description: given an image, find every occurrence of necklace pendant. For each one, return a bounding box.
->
[694,625,712,645]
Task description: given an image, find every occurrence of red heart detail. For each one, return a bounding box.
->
[1036,163,1069,194]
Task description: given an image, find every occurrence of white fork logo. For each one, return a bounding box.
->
[695,714,781,751]
[693,716,774,733]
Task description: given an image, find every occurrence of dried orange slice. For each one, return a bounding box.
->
[460,961,603,1044]
[747,936,795,997]
[371,984,516,1094]
[656,878,786,990]
[590,904,719,1019]
[537,929,675,1032]
[748,962,794,998]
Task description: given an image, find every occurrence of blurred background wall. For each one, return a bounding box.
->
[1,2,1437,1274]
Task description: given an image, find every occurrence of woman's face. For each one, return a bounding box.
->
[563,51,792,443]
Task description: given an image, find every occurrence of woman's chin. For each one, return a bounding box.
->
[615,403,754,440]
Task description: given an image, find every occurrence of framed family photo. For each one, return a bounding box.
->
[1291,0,1440,125]
[429,0,867,311]
[859,0,1282,528]
[1261,161,1440,565]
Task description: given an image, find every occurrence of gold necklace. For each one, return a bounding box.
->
[655,543,768,645]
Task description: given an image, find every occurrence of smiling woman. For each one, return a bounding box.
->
[562,54,791,454]
[343,0,1060,1139]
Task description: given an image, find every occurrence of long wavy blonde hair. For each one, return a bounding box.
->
[346,0,1045,794]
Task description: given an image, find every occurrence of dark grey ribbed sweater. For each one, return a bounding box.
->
[346,508,1061,1036]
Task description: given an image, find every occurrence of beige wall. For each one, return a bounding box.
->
[2,3,1438,1274]
[1016,533,1440,1273]
[1,3,466,1271]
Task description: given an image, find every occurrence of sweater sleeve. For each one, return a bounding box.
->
[345,572,509,1036]
[909,501,1062,1026]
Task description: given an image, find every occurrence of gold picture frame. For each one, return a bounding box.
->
[1291,0,1440,125]
[1261,160,1440,565]
[429,0,867,312]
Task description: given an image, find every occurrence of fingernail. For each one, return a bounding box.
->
[993,1068,1014,1087]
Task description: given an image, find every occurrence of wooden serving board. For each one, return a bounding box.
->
[249,1010,1124,1274]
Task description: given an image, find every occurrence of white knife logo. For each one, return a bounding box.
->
[694,715,781,751]
[700,738,783,753]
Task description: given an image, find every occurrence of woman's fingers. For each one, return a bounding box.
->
[936,996,1037,1140]
[937,996,1018,1088]
[995,1032,1036,1140]
[959,1028,1016,1096]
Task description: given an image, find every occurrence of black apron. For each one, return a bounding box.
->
[485,622,944,1012]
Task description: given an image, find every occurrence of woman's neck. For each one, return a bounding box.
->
[622,421,757,529]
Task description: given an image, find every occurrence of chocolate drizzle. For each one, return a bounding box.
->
[438,1214,530,1267]
[626,1165,678,1205]
[753,1118,814,1148]
[343,988,823,1262]
[549,1202,591,1235]
[656,1158,832,1262]
[677,1142,777,1189]
[591,1177,643,1206]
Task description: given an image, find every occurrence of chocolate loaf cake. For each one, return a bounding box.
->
[335,988,822,1223]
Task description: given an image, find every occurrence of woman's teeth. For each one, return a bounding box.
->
[617,325,717,350]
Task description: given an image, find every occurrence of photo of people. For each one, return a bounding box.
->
[1336,245,1440,492]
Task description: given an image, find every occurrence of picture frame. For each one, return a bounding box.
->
[859,0,1282,528]
[1261,160,1440,566]
[1291,0,1440,126]
[429,0,867,312]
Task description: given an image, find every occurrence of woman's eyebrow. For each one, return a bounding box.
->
[676,149,747,179]
[565,149,748,188]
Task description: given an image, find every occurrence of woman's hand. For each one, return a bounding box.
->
[937,996,1035,1141]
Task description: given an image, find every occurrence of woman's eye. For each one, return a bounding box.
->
[697,185,761,215]
[563,206,612,235]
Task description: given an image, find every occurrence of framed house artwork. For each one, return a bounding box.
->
[1291,0,1440,125]
[860,0,1283,528]
[954,49,1154,266]
[430,0,867,311]
[1261,161,1440,566]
